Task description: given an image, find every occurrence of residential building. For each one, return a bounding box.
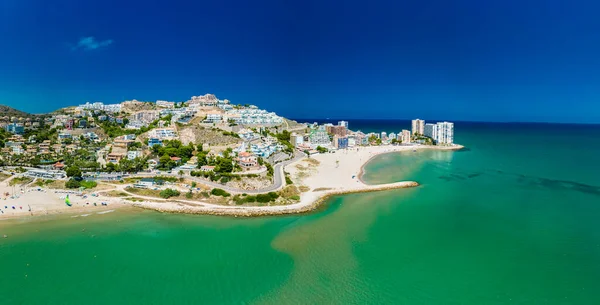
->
[401,130,411,144]
[327,125,347,137]
[436,122,454,145]
[309,128,331,147]
[236,152,258,168]
[200,165,215,172]
[156,100,175,108]
[333,136,349,149]
[148,138,163,147]
[381,132,387,140]
[338,121,349,128]
[127,150,143,160]
[150,128,178,140]
[388,132,396,141]
[290,133,304,147]
[5,123,24,134]
[423,123,438,142]
[412,119,425,135]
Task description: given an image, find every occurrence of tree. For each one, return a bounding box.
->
[316,146,328,154]
[159,188,180,199]
[66,166,82,178]
[196,143,204,152]
[65,178,81,189]
[217,158,233,173]
[191,182,197,188]
[178,170,184,177]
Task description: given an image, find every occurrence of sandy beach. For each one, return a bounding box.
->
[0,144,463,220]
[0,178,125,221]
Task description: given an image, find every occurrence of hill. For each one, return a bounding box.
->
[0,105,37,118]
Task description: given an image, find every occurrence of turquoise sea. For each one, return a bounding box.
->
[1,121,600,304]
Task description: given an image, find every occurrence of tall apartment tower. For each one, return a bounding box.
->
[436,122,454,145]
[412,119,425,135]
[423,123,438,141]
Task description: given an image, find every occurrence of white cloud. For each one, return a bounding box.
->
[72,36,114,51]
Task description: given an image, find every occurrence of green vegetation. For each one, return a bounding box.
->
[66,166,82,178]
[153,140,195,170]
[185,191,193,199]
[211,188,231,197]
[9,177,33,186]
[316,146,328,154]
[159,188,180,199]
[285,176,293,185]
[34,179,55,187]
[65,178,81,189]
[80,180,98,189]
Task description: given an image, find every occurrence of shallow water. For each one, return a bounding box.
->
[2,121,600,304]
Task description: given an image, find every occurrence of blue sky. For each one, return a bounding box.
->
[1,0,600,123]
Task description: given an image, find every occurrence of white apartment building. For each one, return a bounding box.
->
[156,100,175,108]
[412,119,425,135]
[338,121,349,128]
[436,122,454,145]
[423,123,438,141]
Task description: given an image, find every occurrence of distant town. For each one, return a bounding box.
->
[0,94,458,216]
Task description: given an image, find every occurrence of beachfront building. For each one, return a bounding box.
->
[424,123,438,142]
[327,125,347,137]
[338,121,348,128]
[309,128,331,148]
[290,133,304,147]
[412,119,425,135]
[381,132,387,141]
[388,132,396,141]
[333,135,349,149]
[401,130,411,144]
[436,122,454,145]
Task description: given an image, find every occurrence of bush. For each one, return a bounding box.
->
[256,194,272,203]
[185,191,193,199]
[159,188,180,199]
[80,180,98,189]
[285,176,293,185]
[211,188,230,197]
[290,195,300,200]
[65,178,81,189]
[268,192,279,200]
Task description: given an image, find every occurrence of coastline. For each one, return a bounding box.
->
[0,144,463,221]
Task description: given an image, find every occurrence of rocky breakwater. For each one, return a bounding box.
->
[131,181,420,217]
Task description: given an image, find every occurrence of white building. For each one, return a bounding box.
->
[338,121,348,128]
[423,123,438,142]
[435,122,454,145]
[412,119,425,135]
[128,150,143,160]
[156,100,175,108]
[381,132,387,140]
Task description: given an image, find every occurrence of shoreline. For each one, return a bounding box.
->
[0,144,463,222]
